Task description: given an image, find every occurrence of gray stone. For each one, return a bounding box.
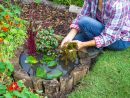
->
[78,51,89,59]
[43,79,60,94]
[60,75,73,93]
[42,0,68,10]
[11,46,24,70]
[13,70,33,88]
[71,65,89,85]
[20,0,33,4]
[69,5,82,14]
[32,77,44,91]
[80,57,91,66]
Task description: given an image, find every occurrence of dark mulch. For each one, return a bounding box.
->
[20,3,77,36]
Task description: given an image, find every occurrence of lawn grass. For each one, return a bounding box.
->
[68,47,130,98]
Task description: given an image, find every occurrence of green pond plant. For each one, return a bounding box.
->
[60,42,78,65]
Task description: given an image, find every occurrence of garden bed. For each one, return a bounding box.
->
[10,2,98,98]
[12,46,93,98]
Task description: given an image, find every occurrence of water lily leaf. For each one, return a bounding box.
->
[25,56,38,64]
[47,61,57,67]
[46,73,54,80]
[46,69,63,80]
[36,67,47,78]
[42,55,55,62]
[52,69,63,78]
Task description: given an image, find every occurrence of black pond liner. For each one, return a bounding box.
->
[19,52,79,79]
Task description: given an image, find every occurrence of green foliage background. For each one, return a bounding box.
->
[49,0,84,6]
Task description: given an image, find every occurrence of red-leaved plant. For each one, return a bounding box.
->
[26,2,42,56]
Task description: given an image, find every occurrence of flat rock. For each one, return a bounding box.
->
[71,65,89,85]
[13,70,33,88]
[60,75,74,93]
[69,5,81,14]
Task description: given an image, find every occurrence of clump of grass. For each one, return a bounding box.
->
[68,47,130,98]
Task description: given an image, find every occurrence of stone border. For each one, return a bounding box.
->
[12,45,96,98]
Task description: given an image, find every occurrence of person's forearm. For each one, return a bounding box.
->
[66,29,78,40]
[82,39,96,47]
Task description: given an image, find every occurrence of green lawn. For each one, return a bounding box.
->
[68,47,130,98]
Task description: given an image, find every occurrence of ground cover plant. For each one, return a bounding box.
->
[0,1,42,97]
[68,47,130,98]
[0,62,41,98]
[0,1,27,61]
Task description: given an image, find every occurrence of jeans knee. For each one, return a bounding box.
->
[78,16,89,28]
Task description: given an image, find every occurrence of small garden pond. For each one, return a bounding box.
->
[19,51,79,80]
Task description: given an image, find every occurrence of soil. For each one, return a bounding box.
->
[20,3,77,36]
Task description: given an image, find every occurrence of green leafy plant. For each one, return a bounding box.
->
[36,28,60,53]
[47,69,63,80]
[0,2,27,61]
[25,55,38,64]
[36,66,63,80]
[40,54,58,68]
[0,80,42,98]
[49,0,83,6]
[0,1,42,97]
[0,61,14,85]
[36,67,47,78]
[0,62,42,98]
[47,61,58,67]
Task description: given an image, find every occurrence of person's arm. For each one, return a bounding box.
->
[71,40,96,49]
[94,1,125,48]
[61,29,78,47]
[70,0,91,30]
[72,1,126,50]
[61,0,91,47]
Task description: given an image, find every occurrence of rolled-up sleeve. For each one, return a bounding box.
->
[94,2,125,48]
[70,0,91,30]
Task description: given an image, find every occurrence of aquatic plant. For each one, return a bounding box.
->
[60,42,78,65]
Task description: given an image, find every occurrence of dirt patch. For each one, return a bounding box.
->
[20,3,76,36]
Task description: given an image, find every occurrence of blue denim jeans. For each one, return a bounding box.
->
[73,16,130,50]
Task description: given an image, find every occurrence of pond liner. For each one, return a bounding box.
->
[19,52,79,79]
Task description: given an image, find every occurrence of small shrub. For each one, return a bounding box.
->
[36,28,59,53]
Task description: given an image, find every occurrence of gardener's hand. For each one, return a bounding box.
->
[71,40,85,50]
[60,29,78,47]
[61,36,72,47]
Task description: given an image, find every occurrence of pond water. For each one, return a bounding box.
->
[19,52,79,79]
